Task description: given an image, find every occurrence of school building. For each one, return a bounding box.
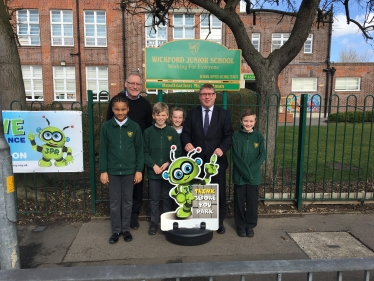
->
[8,0,374,107]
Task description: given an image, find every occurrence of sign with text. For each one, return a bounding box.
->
[145,39,241,90]
[2,111,84,173]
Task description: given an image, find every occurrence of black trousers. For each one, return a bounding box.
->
[234,184,258,230]
[131,168,145,221]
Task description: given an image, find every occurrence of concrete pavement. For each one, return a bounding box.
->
[16,213,374,270]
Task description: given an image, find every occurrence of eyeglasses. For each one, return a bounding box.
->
[127,82,142,87]
[199,93,215,97]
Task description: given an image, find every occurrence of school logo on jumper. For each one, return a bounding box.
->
[254,143,259,148]
[189,42,200,55]
[127,131,133,137]
[167,136,172,141]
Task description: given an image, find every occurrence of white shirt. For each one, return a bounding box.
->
[201,105,214,126]
[114,117,128,127]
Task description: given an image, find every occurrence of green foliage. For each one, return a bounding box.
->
[328,111,373,123]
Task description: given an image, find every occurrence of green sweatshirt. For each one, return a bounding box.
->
[232,129,266,185]
[143,124,182,179]
[99,117,144,175]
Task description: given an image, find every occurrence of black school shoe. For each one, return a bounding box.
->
[148,226,157,235]
[123,231,133,242]
[246,228,254,237]
[237,229,246,237]
[130,219,139,230]
[216,225,226,234]
[109,233,120,244]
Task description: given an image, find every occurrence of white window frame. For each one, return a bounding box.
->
[84,11,107,47]
[292,78,317,92]
[240,0,247,13]
[145,15,167,47]
[22,65,43,101]
[335,77,361,91]
[173,14,195,39]
[50,10,74,46]
[271,33,289,52]
[86,66,109,101]
[304,34,313,53]
[252,33,260,52]
[53,66,76,101]
[17,9,40,46]
[200,14,222,43]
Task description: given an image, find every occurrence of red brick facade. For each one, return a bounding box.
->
[9,1,374,106]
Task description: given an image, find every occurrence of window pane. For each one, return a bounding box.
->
[29,10,39,22]
[51,11,61,22]
[85,25,94,36]
[63,11,72,22]
[85,12,94,23]
[96,11,106,23]
[174,15,183,25]
[18,11,27,22]
[21,66,31,77]
[185,15,194,25]
[64,25,73,36]
[52,25,61,36]
[33,66,42,77]
[33,80,43,90]
[97,25,106,36]
[185,27,194,38]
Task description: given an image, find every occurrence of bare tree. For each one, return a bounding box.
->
[339,47,373,62]
[0,0,26,110]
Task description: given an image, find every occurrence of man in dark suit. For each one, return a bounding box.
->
[181,83,234,234]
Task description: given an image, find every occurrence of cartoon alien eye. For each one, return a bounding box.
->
[173,169,183,180]
[43,131,52,140]
[181,162,193,175]
[52,132,63,142]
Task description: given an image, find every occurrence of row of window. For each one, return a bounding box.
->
[22,65,360,102]
[22,65,108,101]
[292,77,361,91]
[18,9,313,53]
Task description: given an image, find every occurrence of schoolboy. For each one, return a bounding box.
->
[99,94,144,244]
[232,108,266,238]
[143,102,182,235]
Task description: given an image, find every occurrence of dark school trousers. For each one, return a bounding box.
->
[234,184,258,230]
[131,168,145,221]
[108,174,134,233]
[148,179,175,227]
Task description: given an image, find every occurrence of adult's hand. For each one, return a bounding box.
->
[185,143,195,152]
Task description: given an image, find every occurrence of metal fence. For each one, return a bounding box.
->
[9,91,374,214]
[0,257,373,280]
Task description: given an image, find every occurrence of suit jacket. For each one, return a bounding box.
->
[181,105,234,167]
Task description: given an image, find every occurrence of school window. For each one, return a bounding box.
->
[335,77,361,91]
[17,9,40,46]
[173,14,194,39]
[200,14,222,43]
[240,0,247,12]
[292,78,317,92]
[86,66,109,101]
[304,34,313,53]
[271,33,289,52]
[84,11,107,47]
[252,33,260,52]
[53,66,76,100]
[22,65,43,101]
[145,15,167,47]
[50,10,74,46]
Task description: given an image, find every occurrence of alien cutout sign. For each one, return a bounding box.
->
[161,146,220,231]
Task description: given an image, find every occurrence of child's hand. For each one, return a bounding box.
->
[134,171,142,184]
[100,172,109,185]
[153,165,162,174]
[160,162,169,171]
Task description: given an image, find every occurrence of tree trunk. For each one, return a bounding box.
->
[0,1,26,110]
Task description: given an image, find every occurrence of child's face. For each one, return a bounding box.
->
[153,111,169,127]
[241,115,256,132]
[171,110,184,128]
[112,101,129,122]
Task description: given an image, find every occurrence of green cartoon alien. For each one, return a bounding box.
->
[28,115,74,167]
[162,145,219,219]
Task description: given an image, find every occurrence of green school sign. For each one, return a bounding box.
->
[145,39,241,91]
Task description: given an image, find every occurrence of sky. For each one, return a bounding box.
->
[331,7,374,62]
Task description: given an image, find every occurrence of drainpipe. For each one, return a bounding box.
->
[121,1,127,86]
[71,0,83,103]
[323,6,333,118]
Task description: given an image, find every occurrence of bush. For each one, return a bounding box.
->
[328,111,373,123]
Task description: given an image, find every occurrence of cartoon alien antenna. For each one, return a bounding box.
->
[169,145,202,161]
